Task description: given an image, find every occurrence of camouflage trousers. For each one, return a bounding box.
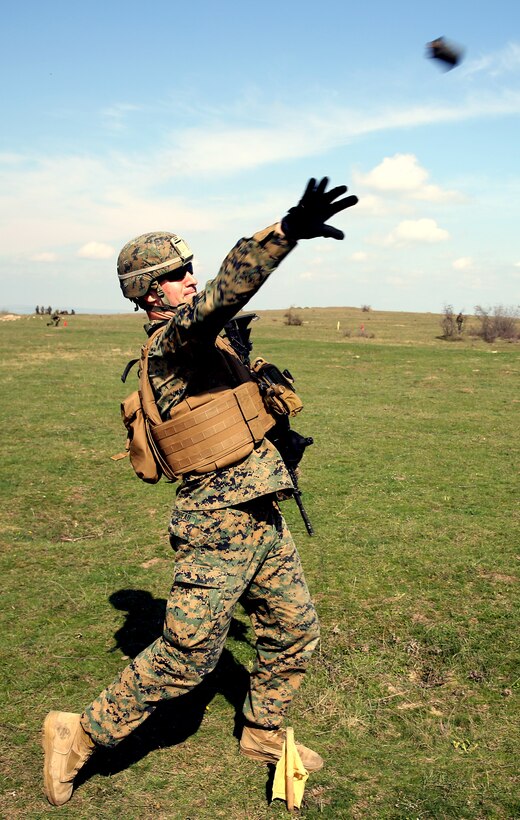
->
[81,496,320,747]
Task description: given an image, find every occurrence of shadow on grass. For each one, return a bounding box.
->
[107,588,252,658]
[435,334,464,342]
[76,588,252,787]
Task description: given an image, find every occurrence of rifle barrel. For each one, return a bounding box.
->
[288,468,314,536]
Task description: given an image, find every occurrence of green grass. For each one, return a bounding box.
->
[0,310,518,818]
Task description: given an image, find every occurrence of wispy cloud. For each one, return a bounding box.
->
[463,41,520,78]
[159,91,520,178]
[0,88,517,265]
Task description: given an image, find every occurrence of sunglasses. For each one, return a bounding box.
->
[157,263,193,283]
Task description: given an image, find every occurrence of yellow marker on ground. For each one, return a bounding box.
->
[272,727,309,811]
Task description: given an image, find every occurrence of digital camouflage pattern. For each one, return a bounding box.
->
[144,223,297,510]
[81,498,320,746]
[144,225,295,414]
[79,222,319,748]
[117,231,194,300]
[175,439,293,511]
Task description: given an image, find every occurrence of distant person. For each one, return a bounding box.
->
[456,312,464,333]
[42,176,358,806]
[47,306,52,315]
[47,312,61,327]
[35,306,40,314]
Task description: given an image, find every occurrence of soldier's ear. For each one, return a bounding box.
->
[143,290,160,307]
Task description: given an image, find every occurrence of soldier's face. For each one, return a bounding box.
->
[160,266,198,306]
[145,265,198,316]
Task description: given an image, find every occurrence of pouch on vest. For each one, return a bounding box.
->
[251,358,303,417]
[121,389,162,484]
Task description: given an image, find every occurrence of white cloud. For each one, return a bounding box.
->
[0,87,516,310]
[0,154,220,257]
[351,251,368,261]
[452,257,473,270]
[357,153,428,191]
[77,242,115,260]
[355,154,463,202]
[0,90,515,260]
[384,218,450,246]
[30,252,57,262]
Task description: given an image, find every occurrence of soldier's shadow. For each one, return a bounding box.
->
[77,588,252,785]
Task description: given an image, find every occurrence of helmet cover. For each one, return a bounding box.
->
[117,232,193,300]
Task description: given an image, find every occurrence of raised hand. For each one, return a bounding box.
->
[281,177,358,241]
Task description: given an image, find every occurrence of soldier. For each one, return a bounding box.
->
[42,177,358,807]
[47,311,61,327]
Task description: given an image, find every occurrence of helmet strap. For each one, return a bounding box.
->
[150,281,172,306]
[146,281,176,316]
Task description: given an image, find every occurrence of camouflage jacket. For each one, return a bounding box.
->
[143,223,296,510]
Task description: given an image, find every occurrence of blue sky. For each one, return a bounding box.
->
[1,0,519,314]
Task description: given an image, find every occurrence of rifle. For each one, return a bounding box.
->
[224,314,315,536]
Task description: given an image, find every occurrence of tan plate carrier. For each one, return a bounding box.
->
[125,328,276,482]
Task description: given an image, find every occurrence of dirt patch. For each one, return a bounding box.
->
[10,350,83,368]
[141,557,169,569]
[479,569,517,584]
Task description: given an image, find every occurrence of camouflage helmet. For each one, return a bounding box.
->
[117,232,194,301]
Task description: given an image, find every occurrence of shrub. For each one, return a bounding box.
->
[283,308,303,326]
[440,305,458,340]
[343,326,375,339]
[361,304,371,312]
[473,305,519,343]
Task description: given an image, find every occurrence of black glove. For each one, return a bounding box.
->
[281,177,358,241]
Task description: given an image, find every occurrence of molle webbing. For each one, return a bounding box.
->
[150,382,275,475]
[139,329,274,478]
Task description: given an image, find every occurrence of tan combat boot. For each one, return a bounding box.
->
[240,726,323,772]
[42,711,95,806]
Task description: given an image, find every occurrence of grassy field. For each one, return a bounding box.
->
[0,308,518,819]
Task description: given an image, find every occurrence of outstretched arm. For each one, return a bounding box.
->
[154,177,358,355]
